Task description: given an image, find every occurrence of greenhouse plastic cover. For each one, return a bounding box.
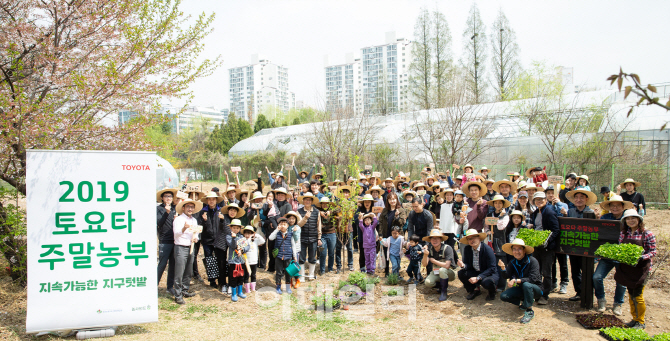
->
[156,155,179,190]
[229,90,668,158]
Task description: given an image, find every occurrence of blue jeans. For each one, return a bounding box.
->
[336,232,353,269]
[320,233,336,272]
[157,243,175,290]
[501,282,543,308]
[407,260,421,280]
[593,259,626,303]
[390,254,401,275]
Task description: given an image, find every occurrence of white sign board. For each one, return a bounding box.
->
[26,150,157,333]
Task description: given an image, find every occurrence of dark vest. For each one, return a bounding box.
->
[276,230,293,260]
[299,207,319,243]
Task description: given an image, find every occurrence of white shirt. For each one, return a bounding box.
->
[245,233,266,265]
[439,202,456,234]
[173,213,199,247]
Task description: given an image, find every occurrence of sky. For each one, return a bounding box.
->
[174,0,670,110]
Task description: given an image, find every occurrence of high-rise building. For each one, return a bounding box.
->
[361,32,413,115]
[229,54,295,123]
[325,53,362,114]
[325,32,413,115]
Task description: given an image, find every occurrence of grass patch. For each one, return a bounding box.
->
[182,304,221,320]
[158,297,179,311]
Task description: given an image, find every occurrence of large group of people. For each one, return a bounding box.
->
[157,164,655,328]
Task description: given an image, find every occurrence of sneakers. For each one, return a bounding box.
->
[220,285,228,295]
[568,294,581,302]
[551,282,558,292]
[612,304,623,316]
[167,288,176,297]
[336,268,341,274]
[466,290,481,300]
[348,266,354,272]
[485,291,496,301]
[597,298,607,312]
[227,286,232,296]
[537,297,548,305]
[183,291,196,298]
[626,320,646,329]
[559,282,568,294]
[175,296,185,305]
[285,284,292,294]
[520,310,535,324]
[276,285,283,295]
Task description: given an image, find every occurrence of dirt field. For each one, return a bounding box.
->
[1,208,669,340]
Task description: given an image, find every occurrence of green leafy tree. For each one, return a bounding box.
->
[292,117,301,125]
[254,114,272,133]
[238,117,253,140]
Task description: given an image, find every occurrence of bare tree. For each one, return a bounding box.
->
[490,8,520,101]
[412,75,499,166]
[432,10,453,108]
[304,107,375,169]
[462,3,488,104]
[409,8,433,110]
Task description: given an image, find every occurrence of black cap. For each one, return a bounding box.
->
[211,187,219,193]
[600,186,610,194]
[278,217,288,224]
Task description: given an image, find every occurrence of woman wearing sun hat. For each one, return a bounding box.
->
[271,172,290,190]
[593,194,633,314]
[499,239,542,324]
[617,178,646,215]
[487,194,512,290]
[614,209,657,329]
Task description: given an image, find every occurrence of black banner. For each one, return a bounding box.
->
[557,217,621,257]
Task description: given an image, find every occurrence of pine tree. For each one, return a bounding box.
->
[408,7,433,110]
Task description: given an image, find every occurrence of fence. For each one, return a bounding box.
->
[179,162,670,206]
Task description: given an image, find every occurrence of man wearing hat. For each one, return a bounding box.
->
[422,229,455,302]
[593,195,634,314]
[172,199,202,304]
[528,192,560,305]
[457,229,499,300]
[482,178,497,202]
[492,179,516,215]
[545,185,569,295]
[292,158,315,185]
[565,188,597,302]
[297,192,322,281]
[617,178,646,215]
[157,188,178,295]
[318,197,339,275]
[499,239,543,324]
[197,192,225,288]
[463,182,488,233]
